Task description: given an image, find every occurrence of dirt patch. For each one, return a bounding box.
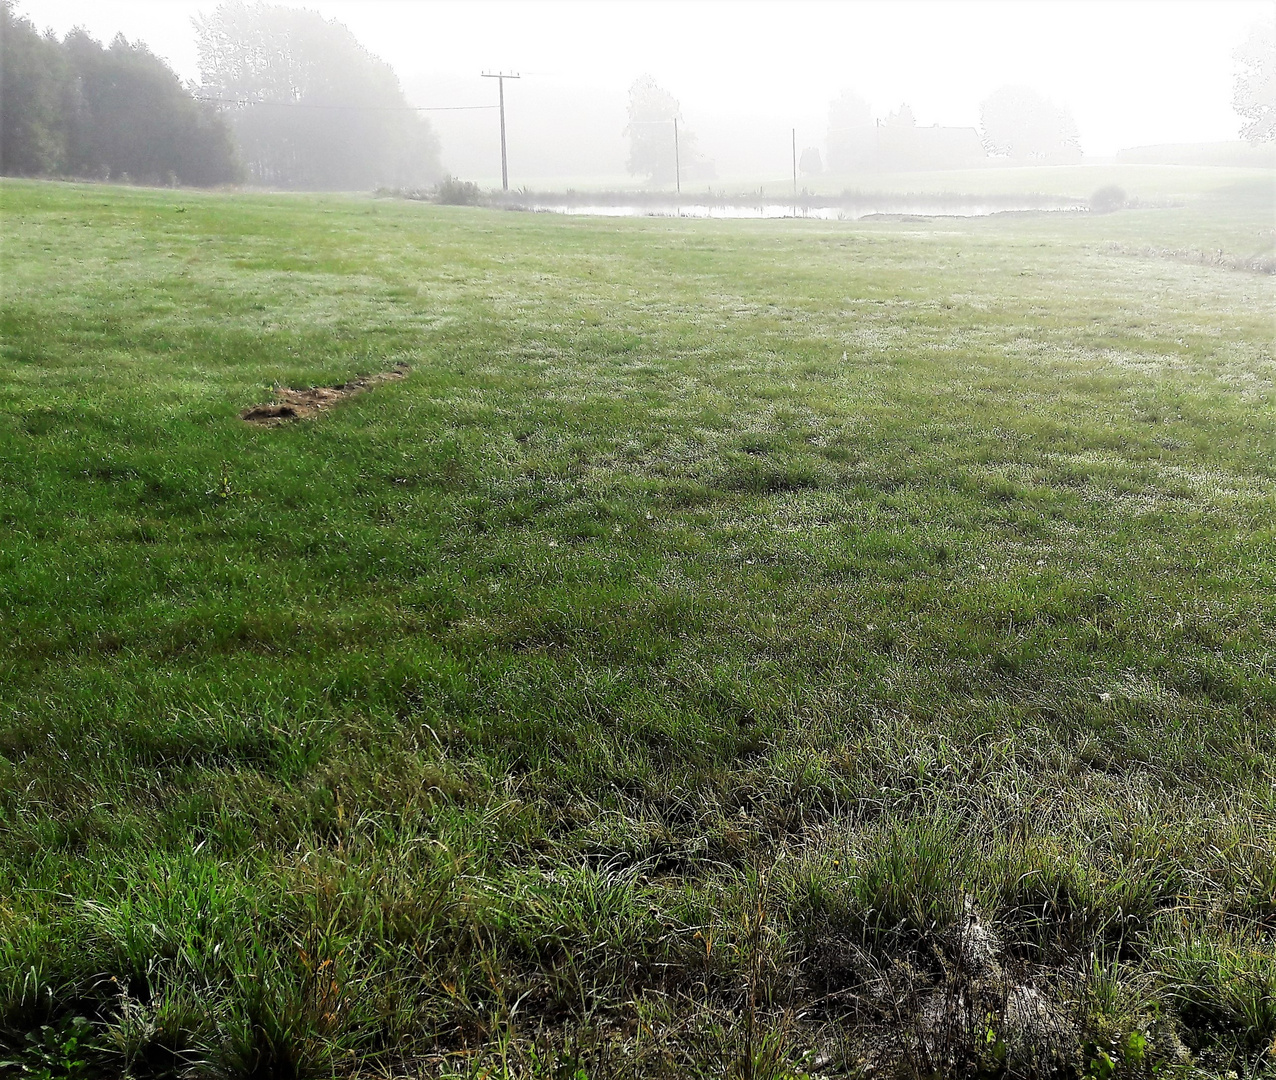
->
[241,362,410,424]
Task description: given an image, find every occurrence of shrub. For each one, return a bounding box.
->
[434,176,481,206]
[1089,185,1126,214]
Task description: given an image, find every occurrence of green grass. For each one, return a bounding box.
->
[1,173,1274,1079]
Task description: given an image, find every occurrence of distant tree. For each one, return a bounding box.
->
[195,2,442,189]
[799,146,822,176]
[826,89,874,172]
[0,2,70,174]
[624,75,705,185]
[1233,18,1276,143]
[979,85,1081,161]
[0,3,238,184]
[883,103,916,128]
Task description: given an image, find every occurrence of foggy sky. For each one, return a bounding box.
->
[16,0,1271,181]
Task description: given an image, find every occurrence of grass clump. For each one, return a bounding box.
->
[0,173,1273,1077]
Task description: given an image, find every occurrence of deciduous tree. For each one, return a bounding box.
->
[825,89,874,172]
[63,30,239,185]
[0,3,70,174]
[624,75,705,185]
[1233,18,1276,144]
[195,1,442,189]
[979,85,1081,162]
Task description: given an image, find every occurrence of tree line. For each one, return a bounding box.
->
[0,1,238,185]
[5,0,1269,191]
[0,1,443,190]
[626,21,1274,185]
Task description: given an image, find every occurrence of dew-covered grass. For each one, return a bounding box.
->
[0,175,1273,1079]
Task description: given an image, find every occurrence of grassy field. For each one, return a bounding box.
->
[0,174,1273,1079]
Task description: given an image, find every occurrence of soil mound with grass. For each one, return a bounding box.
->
[241,362,410,424]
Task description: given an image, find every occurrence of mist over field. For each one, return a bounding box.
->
[8,0,1275,187]
[1,3,1275,1079]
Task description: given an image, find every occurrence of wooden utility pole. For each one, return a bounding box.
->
[481,72,520,190]
[674,117,681,195]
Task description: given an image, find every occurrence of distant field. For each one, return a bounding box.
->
[1,175,1273,1079]
[779,163,1276,202]
[505,162,1275,215]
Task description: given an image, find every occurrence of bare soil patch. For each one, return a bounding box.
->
[241,362,410,424]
